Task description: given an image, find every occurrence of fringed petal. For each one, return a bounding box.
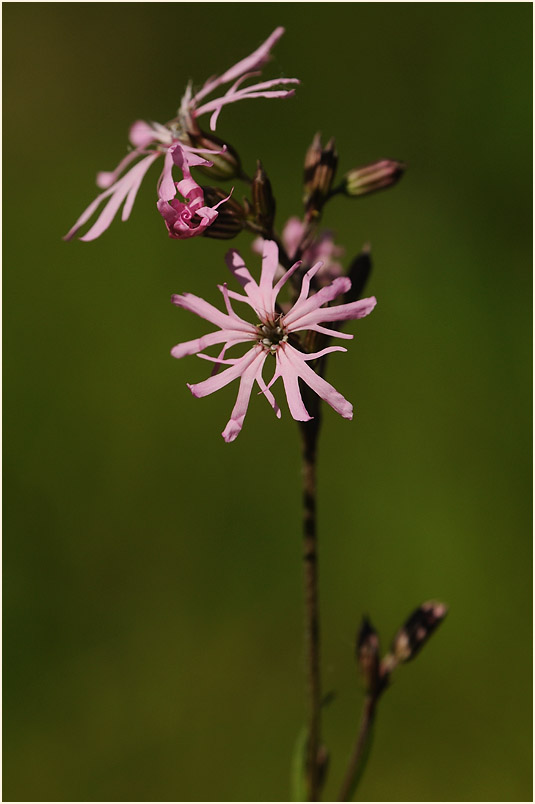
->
[221,349,267,442]
[282,343,353,420]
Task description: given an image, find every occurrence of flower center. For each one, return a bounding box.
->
[167,120,185,140]
[257,319,288,353]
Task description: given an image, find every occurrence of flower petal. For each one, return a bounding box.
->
[192,27,286,106]
[171,292,256,334]
[292,295,377,329]
[256,365,281,419]
[301,346,348,361]
[189,346,261,399]
[302,324,354,340]
[224,249,264,311]
[272,259,302,301]
[122,153,162,221]
[251,239,278,315]
[283,276,352,327]
[221,349,267,442]
[96,149,143,189]
[64,154,160,241]
[282,216,304,258]
[198,87,298,129]
[276,347,312,422]
[171,330,251,359]
[157,149,177,201]
[282,343,353,420]
[129,120,158,148]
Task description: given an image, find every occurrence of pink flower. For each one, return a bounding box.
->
[64,28,298,242]
[254,217,345,287]
[181,26,298,133]
[156,147,231,239]
[171,241,376,442]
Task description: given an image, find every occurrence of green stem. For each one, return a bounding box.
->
[337,694,377,801]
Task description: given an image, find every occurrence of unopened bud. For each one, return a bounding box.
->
[357,616,380,693]
[391,601,448,664]
[201,187,245,240]
[303,133,338,211]
[343,160,405,198]
[187,129,242,181]
[344,244,372,304]
[251,160,276,232]
[303,132,322,195]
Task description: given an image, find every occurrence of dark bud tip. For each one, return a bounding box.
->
[391,601,448,664]
[357,616,381,693]
[303,133,338,212]
[343,159,406,198]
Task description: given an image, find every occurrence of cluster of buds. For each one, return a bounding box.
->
[303,133,338,216]
[356,601,448,697]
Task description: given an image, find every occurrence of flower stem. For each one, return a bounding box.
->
[337,693,377,801]
[299,410,323,801]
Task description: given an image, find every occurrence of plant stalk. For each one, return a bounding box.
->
[300,410,322,801]
[337,693,377,801]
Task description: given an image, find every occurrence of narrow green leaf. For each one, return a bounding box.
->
[291,727,308,802]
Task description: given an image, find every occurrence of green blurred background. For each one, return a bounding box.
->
[3,3,532,801]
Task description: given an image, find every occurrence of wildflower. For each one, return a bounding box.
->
[180,27,299,134]
[64,27,298,242]
[171,241,376,442]
[254,217,345,286]
[156,147,232,240]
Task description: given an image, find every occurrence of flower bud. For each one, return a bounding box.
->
[303,132,322,196]
[201,187,245,240]
[303,133,338,211]
[251,160,276,232]
[390,601,448,664]
[187,129,243,181]
[342,160,406,198]
[356,616,381,693]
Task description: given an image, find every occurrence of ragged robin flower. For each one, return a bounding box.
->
[64,27,298,242]
[171,241,376,442]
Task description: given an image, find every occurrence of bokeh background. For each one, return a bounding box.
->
[3,3,532,801]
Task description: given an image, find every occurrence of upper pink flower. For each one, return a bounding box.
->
[64,27,298,242]
[171,241,376,442]
[156,146,232,239]
[254,216,345,287]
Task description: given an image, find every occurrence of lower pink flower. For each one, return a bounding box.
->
[171,241,376,442]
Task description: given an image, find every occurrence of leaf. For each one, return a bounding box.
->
[291,727,308,802]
